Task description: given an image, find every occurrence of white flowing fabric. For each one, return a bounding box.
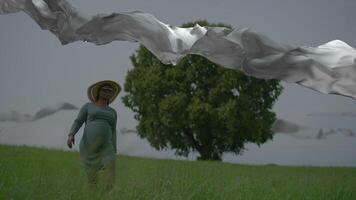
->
[2,0,356,99]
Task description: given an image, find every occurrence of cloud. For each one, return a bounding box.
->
[121,117,355,141]
[271,119,307,134]
[120,118,356,140]
[272,118,355,139]
[315,128,355,139]
[0,102,78,122]
[307,112,356,117]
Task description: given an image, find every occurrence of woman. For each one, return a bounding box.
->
[67,80,120,192]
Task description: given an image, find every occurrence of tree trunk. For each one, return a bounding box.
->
[197,148,222,161]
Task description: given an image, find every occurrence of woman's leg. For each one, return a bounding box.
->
[87,168,98,190]
[103,160,115,192]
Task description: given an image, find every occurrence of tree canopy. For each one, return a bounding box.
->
[122,21,283,160]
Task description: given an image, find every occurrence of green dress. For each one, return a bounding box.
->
[69,102,117,175]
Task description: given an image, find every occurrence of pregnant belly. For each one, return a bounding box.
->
[84,120,112,144]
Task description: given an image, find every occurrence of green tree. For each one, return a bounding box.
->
[122,21,283,161]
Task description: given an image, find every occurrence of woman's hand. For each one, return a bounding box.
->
[67,135,75,148]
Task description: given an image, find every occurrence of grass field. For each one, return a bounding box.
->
[0,144,356,200]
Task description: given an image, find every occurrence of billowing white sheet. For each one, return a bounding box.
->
[2,0,356,99]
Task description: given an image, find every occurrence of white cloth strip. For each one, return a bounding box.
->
[2,0,356,99]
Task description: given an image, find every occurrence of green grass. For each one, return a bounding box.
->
[0,144,356,200]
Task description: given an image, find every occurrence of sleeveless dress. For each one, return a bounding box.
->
[69,102,117,175]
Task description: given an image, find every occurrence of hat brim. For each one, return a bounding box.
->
[87,80,121,104]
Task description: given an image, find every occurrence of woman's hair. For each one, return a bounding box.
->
[95,83,113,105]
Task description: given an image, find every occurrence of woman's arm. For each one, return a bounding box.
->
[112,109,118,153]
[68,103,88,136]
[67,103,88,148]
[112,129,117,154]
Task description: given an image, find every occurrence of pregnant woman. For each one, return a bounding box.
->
[67,80,120,192]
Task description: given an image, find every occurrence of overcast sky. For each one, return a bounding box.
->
[1,0,356,166]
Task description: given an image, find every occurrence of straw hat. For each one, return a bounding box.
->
[87,80,121,104]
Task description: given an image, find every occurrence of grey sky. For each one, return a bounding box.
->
[0,0,356,166]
